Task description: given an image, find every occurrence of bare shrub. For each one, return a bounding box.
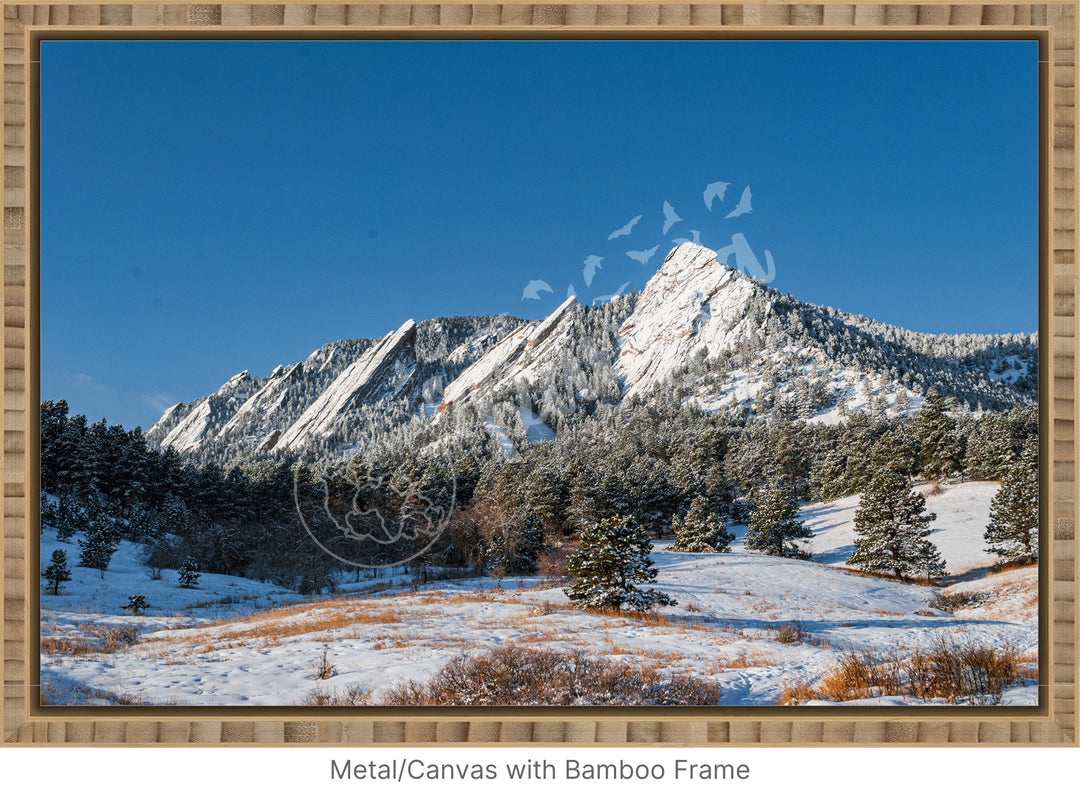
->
[530,601,560,617]
[929,590,991,613]
[379,679,430,706]
[907,636,1021,704]
[773,621,809,644]
[536,548,568,581]
[312,645,335,680]
[798,637,1025,705]
[817,650,903,701]
[104,626,139,649]
[303,683,372,706]
[380,644,719,706]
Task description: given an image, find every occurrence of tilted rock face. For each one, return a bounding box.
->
[616,242,767,400]
[218,362,304,441]
[146,242,1037,462]
[153,371,264,453]
[145,340,374,455]
[273,319,417,452]
[439,295,578,410]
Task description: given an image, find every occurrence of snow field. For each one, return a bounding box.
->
[40,481,1037,707]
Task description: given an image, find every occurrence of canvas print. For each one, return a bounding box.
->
[38,39,1039,707]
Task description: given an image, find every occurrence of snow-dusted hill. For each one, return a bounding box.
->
[40,480,1036,707]
[146,244,1036,463]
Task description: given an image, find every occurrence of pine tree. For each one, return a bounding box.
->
[123,594,149,615]
[809,448,849,502]
[78,526,117,579]
[40,492,58,530]
[914,390,962,481]
[671,496,732,553]
[42,549,71,595]
[54,493,82,543]
[984,442,1038,564]
[178,556,200,589]
[565,514,676,611]
[745,479,814,559]
[848,469,945,580]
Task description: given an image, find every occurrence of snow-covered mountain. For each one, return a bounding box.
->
[146,315,525,462]
[147,243,1037,462]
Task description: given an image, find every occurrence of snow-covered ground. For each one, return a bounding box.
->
[40,481,1037,707]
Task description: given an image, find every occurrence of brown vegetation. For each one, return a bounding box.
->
[781,637,1029,705]
[377,643,720,706]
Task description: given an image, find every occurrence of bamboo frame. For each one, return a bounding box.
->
[1,1,1076,746]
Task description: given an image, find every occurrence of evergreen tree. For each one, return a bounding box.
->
[484,509,546,578]
[984,442,1038,564]
[745,479,814,559]
[42,549,71,595]
[123,594,149,615]
[512,510,546,574]
[848,469,945,580]
[178,556,200,589]
[670,495,731,553]
[40,492,58,530]
[809,448,849,502]
[78,527,117,578]
[54,494,80,543]
[963,413,1012,480]
[914,390,963,480]
[565,515,675,611]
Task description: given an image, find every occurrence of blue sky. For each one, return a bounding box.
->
[41,39,1039,430]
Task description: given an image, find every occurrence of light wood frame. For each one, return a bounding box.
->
[1,1,1075,746]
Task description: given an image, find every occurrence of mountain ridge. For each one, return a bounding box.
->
[146,244,1036,463]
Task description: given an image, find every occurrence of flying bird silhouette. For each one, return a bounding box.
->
[672,229,702,246]
[703,181,731,211]
[608,214,643,240]
[626,245,660,265]
[592,281,631,306]
[714,232,776,283]
[726,186,752,219]
[521,279,554,301]
[583,255,604,287]
[662,201,682,235]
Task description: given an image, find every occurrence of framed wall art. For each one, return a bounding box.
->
[1,1,1076,747]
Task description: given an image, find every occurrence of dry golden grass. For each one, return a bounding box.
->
[508,631,575,645]
[41,625,139,657]
[158,597,444,654]
[41,635,96,657]
[786,638,1029,705]
[704,649,775,672]
[831,564,943,585]
[605,643,678,662]
[778,678,816,706]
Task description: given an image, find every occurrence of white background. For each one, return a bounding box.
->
[2,745,1077,800]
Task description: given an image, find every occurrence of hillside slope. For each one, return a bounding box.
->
[40,480,1036,707]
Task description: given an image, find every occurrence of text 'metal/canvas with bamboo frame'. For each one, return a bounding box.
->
[1,1,1077,746]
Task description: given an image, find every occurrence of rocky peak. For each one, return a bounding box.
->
[272,319,418,452]
[616,242,767,399]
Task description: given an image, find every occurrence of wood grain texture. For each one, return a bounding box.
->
[0,1,1076,746]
